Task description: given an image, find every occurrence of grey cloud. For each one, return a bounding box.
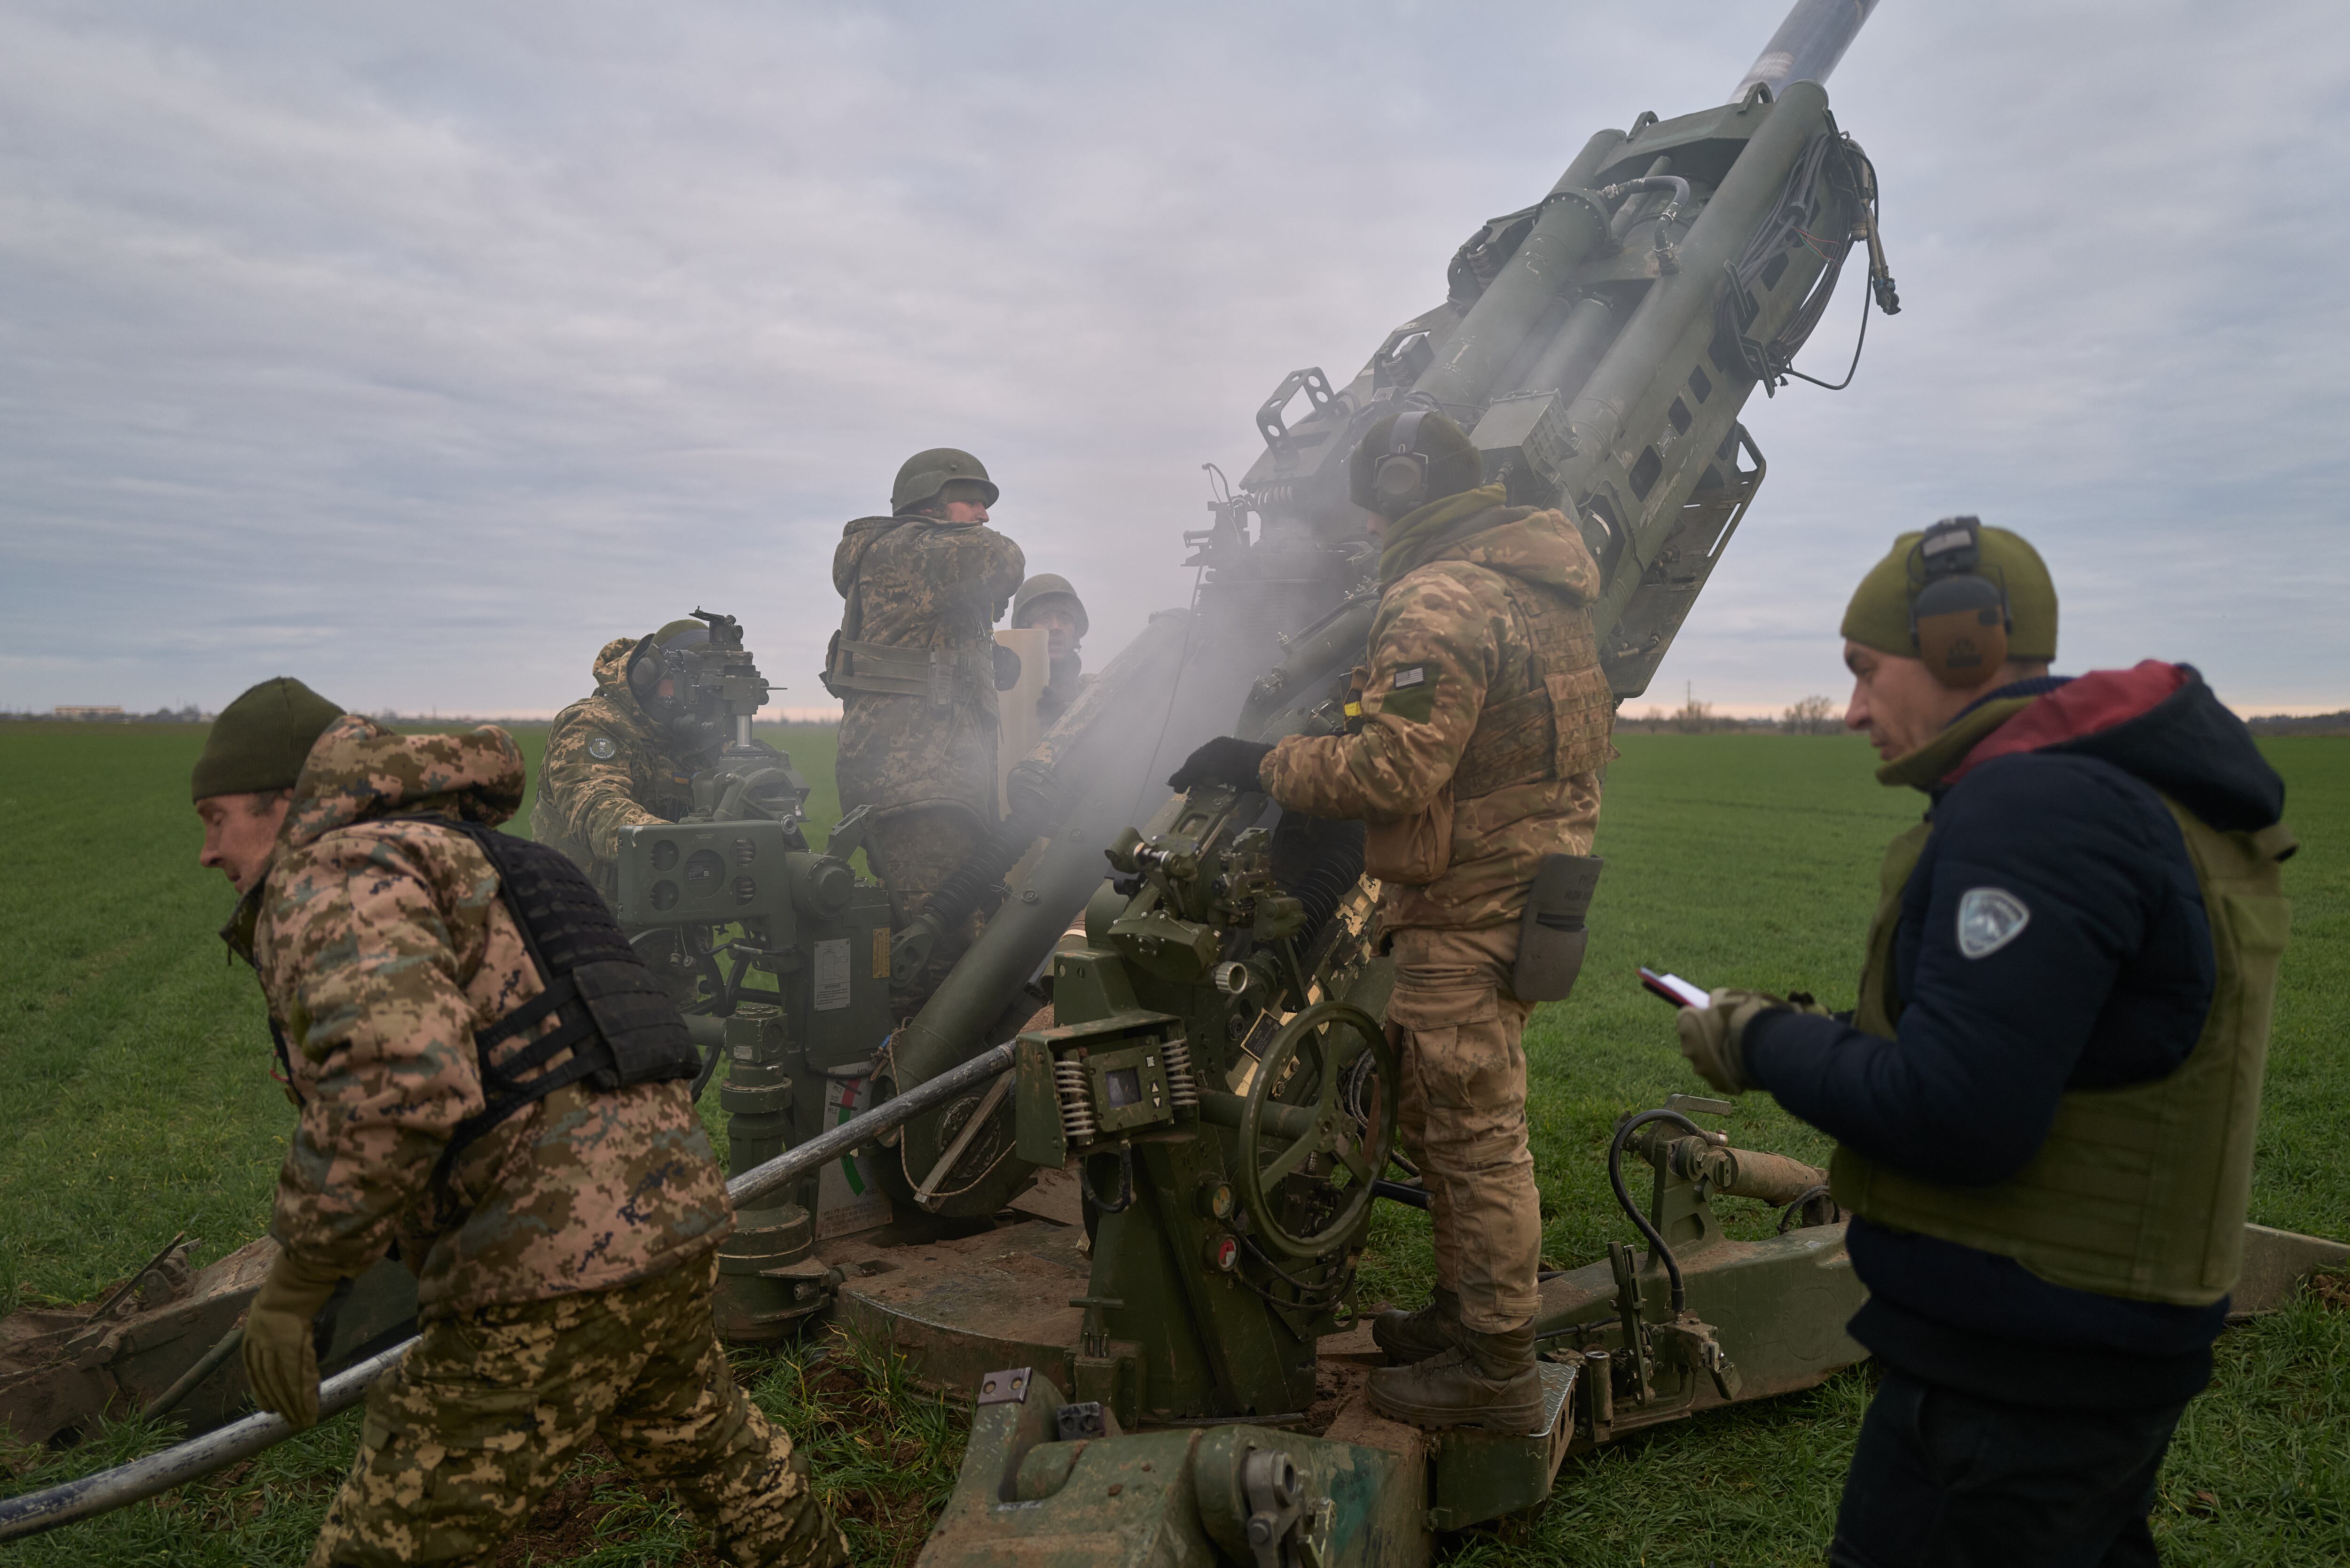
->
[0,0,2342,720]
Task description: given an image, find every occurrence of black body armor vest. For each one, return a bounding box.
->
[407,818,702,1171]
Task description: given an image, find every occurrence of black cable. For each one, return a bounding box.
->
[689,1031,722,1102]
[1606,1108,1705,1314]
[1235,1233,1354,1311]
[1081,1146,1134,1214]
[1776,1183,1839,1234]
[1779,249,1873,391]
[1713,132,1891,397]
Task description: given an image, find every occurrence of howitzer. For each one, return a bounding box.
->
[868,0,1910,1236]
[793,5,1924,1559]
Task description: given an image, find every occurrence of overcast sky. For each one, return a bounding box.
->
[3,0,2344,720]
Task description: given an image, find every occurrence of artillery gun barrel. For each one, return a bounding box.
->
[1730,0,1880,101]
[0,1046,1015,1543]
[1562,76,1833,554]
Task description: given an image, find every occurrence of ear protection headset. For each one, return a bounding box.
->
[623,623,713,722]
[1368,409,1434,516]
[1907,515,2011,689]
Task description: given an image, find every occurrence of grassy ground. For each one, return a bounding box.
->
[0,727,2342,1563]
[0,720,840,1311]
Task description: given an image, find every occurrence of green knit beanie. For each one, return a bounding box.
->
[1841,525,2059,663]
[190,678,345,801]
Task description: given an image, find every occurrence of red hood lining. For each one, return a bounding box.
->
[1945,661,2190,785]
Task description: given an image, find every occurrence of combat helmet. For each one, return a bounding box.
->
[623,617,714,723]
[1347,407,1481,517]
[1012,573,1088,638]
[892,448,999,515]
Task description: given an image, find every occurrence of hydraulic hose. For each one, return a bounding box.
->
[1606,1108,1707,1314]
[0,1042,1014,1545]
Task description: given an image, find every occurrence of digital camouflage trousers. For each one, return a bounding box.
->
[308,1254,845,1568]
[865,804,990,1016]
[1386,923,1540,1334]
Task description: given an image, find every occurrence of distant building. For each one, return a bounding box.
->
[52,705,126,720]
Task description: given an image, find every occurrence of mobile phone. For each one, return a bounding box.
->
[1637,967,1710,1008]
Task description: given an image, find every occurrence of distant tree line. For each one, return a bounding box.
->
[1610,700,2346,738]
[1614,694,1846,734]
[2245,711,2350,736]
[1,705,207,723]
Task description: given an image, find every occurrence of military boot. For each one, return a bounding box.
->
[1365,1319,1541,1433]
[1371,1286,1464,1365]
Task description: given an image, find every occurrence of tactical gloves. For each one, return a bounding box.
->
[1167,737,1275,793]
[242,1247,345,1429]
[1676,988,1803,1095]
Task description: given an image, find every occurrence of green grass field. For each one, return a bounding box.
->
[1,725,2343,1564]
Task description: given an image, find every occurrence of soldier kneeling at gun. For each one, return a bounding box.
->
[537,615,791,897]
[192,678,845,1568]
[1171,407,1614,1433]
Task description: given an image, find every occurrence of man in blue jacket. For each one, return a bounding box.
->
[1675,519,2292,1566]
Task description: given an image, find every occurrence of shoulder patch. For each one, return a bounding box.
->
[1392,665,1428,689]
[1956,887,2030,959]
[586,734,618,760]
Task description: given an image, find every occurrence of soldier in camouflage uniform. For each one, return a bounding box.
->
[535,618,720,898]
[1170,409,1613,1434]
[1011,572,1090,727]
[191,678,845,1567]
[824,448,1026,1013]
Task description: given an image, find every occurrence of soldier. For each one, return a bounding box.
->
[534,617,723,898]
[1673,522,2291,1565]
[191,677,845,1568]
[1168,408,1614,1432]
[1010,572,1089,727]
[823,448,1025,1012]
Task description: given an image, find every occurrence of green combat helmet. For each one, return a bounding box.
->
[1012,573,1088,638]
[891,448,999,515]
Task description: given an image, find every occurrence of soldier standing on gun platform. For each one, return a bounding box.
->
[1168,408,1614,1432]
[191,677,845,1567]
[536,616,740,897]
[1672,522,2291,1565]
[1010,572,1090,727]
[823,449,1025,1014]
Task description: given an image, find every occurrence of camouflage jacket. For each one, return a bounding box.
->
[227,715,733,1317]
[830,515,1025,825]
[1261,498,1613,930]
[534,637,702,894]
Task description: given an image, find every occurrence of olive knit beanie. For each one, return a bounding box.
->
[190,677,344,801]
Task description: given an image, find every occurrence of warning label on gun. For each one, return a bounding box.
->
[817,1076,894,1239]
[813,938,851,1012]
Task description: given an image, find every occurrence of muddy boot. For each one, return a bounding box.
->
[1371,1286,1464,1365]
[1365,1319,1542,1433]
